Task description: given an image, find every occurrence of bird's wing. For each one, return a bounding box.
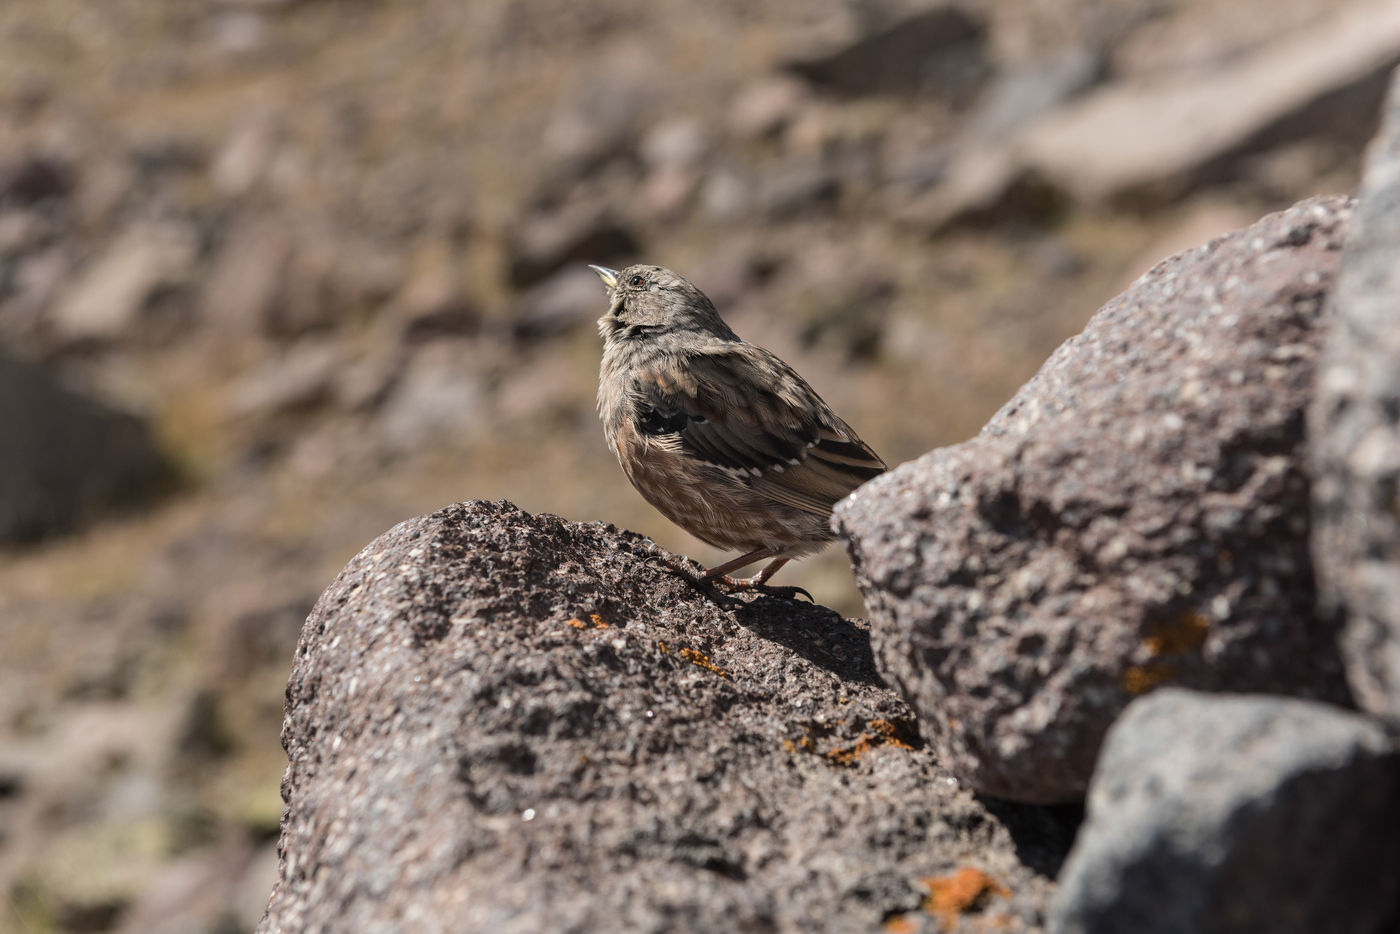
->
[630,345,885,516]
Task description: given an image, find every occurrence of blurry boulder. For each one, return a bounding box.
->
[258,500,1072,934]
[505,203,638,289]
[1050,690,1400,934]
[835,196,1355,803]
[728,75,810,141]
[966,48,1106,143]
[637,164,699,221]
[203,214,401,338]
[2,246,71,339]
[538,43,655,181]
[698,166,755,223]
[0,154,73,206]
[756,157,843,219]
[1311,69,1400,723]
[509,266,604,342]
[390,238,479,343]
[1018,1,1400,203]
[0,348,173,543]
[211,110,284,198]
[891,49,1103,231]
[635,117,709,221]
[272,232,400,337]
[202,214,293,337]
[49,223,198,346]
[0,210,42,256]
[784,6,990,104]
[225,341,341,420]
[638,116,708,172]
[377,340,487,451]
[894,153,1066,233]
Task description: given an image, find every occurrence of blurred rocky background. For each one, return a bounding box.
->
[1,0,1397,931]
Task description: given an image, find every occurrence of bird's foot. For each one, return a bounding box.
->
[718,575,814,603]
[680,570,742,607]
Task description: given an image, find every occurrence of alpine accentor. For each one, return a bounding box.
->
[591,263,886,594]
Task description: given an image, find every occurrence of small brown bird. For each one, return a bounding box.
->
[590,263,886,595]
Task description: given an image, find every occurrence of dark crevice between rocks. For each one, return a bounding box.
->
[978,797,1085,880]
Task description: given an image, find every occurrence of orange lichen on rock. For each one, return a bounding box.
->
[1122,662,1176,695]
[677,646,729,678]
[782,732,817,754]
[921,867,1007,927]
[825,718,917,766]
[1123,610,1210,694]
[882,915,917,933]
[1144,610,1209,656]
[567,614,611,630]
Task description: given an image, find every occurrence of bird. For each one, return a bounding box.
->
[590,263,886,597]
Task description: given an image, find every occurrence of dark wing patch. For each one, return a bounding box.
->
[631,346,886,516]
[634,389,690,437]
[630,375,809,475]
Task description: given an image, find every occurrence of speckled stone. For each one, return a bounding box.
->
[835,196,1356,804]
[1311,70,1400,724]
[1050,690,1400,934]
[258,500,1078,934]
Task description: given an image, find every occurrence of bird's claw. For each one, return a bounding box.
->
[719,576,814,603]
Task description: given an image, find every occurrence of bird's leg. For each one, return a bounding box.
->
[708,555,814,603]
[698,548,776,584]
[725,557,789,588]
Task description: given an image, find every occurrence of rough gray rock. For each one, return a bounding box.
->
[0,349,173,542]
[258,500,1079,934]
[835,196,1356,804]
[1049,689,1400,934]
[1311,70,1400,724]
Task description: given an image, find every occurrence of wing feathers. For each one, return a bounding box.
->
[629,345,885,516]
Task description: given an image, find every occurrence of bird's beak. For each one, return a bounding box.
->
[588,265,619,289]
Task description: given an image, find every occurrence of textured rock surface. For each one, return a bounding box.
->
[1050,689,1400,934]
[0,349,173,543]
[835,196,1356,803]
[1312,70,1400,723]
[258,501,1079,934]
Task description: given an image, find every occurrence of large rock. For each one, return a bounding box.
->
[258,501,1077,934]
[784,6,990,104]
[834,196,1356,804]
[1312,70,1400,723]
[0,349,173,542]
[1050,690,1400,934]
[505,203,639,289]
[1017,1,1400,203]
[48,222,198,345]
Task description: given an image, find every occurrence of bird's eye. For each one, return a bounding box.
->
[628,274,645,287]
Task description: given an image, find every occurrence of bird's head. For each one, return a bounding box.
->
[589,264,736,345]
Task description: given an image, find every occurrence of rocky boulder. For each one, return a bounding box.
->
[0,349,173,543]
[834,196,1356,804]
[258,501,1079,934]
[1049,690,1400,934]
[1311,70,1400,724]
